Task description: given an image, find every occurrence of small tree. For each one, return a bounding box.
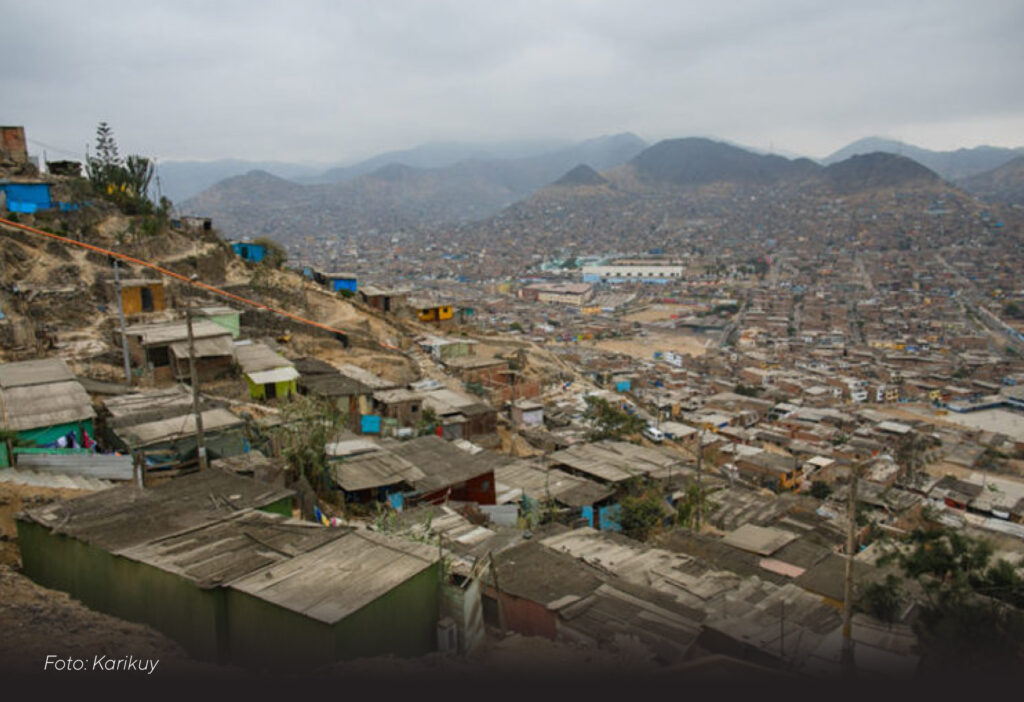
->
[675,482,717,531]
[252,237,287,268]
[273,396,347,496]
[878,527,1024,673]
[856,574,904,625]
[618,478,668,541]
[583,395,644,441]
[85,122,159,215]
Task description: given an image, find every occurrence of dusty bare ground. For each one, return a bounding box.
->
[587,331,709,360]
[624,304,702,324]
[0,566,231,678]
[0,483,93,568]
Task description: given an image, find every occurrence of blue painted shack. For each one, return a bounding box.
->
[0,181,52,213]
[323,272,358,293]
[231,241,266,263]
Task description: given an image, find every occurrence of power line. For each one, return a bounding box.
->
[0,216,354,343]
[26,138,86,161]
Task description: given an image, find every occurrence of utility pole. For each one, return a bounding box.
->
[185,275,207,471]
[695,425,705,532]
[112,259,132,385]
[841,460,862,677]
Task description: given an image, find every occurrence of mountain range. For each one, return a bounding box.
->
[179,134,1022,243]
[822,137,1024,181]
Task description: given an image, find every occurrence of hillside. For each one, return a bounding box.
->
[627,137,818,187]
[552,164,610,187]
[957,156,1024,207]
[823,137,1024,181]
[179,133,647,242]
[452,141,1012,278]
[813,152,944,195]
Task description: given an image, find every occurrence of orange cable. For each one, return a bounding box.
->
[0,216,349,339]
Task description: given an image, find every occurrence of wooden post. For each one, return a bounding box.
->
[112,259,132,385]
[841,462,861,676]
[489,552,507,633]
[185,277,207,471]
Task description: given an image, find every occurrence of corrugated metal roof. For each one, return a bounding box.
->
[168,335,235,359]
[494,461,613,508]
[102,387,198,429]
[0,380,95,430]
[0,357,75,388]
[114,407,243,447]
[330,451,425,492]
[336,364,400,390]
[228,529,438,624]
[118,511,345,589]
[20,469,295,551]
[246,366,300,385]
[384,435,505,493]
[721,524,799,556]
[234,342,294,373]
[123,320,230,346]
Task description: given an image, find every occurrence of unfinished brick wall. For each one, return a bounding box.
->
[0,127,28,165]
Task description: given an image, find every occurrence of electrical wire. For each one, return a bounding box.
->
[0,216,352,341]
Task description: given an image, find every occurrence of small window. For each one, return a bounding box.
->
[410,405,419,413]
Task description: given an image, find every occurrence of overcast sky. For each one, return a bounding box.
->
[3,0,1022,165]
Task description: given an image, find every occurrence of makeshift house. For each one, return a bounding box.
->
[373,388,427,428]
[383,435,502,506]
[734,451,803,492]
[321,272,358,293]
[109,406,247,466]
[231,241,266,263]
[487,540,701,664]
[294,357,373,423]
[0,358,96,466]
[16,470,443,669]
[168,335,235,382]
[234,342,298,401]
[0,180,52,213]
[511,400,544,428]
[494,460,614,521]
[111,278,166,315]
[329,447,425,506]
[408,297,454,325]
[421,387,498,442]
[119,320,233,381]
[358,284,407,313]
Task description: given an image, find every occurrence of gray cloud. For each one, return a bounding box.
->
[2,0,1022,163]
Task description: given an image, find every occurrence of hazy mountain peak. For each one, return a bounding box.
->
[552,164,609,187]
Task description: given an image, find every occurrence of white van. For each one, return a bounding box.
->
[642,426,665,443]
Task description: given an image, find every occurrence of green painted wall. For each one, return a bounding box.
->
[260,496,293,517]
[16,520,226,661]
[206,313,240,339]
[18,419,94,449]
[18,518,440,670]
[227,561,441,670]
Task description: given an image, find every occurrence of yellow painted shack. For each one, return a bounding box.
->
[416,305,453,323]
[116,279,166,315]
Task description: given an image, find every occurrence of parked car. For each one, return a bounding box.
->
[642,425,665,443]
